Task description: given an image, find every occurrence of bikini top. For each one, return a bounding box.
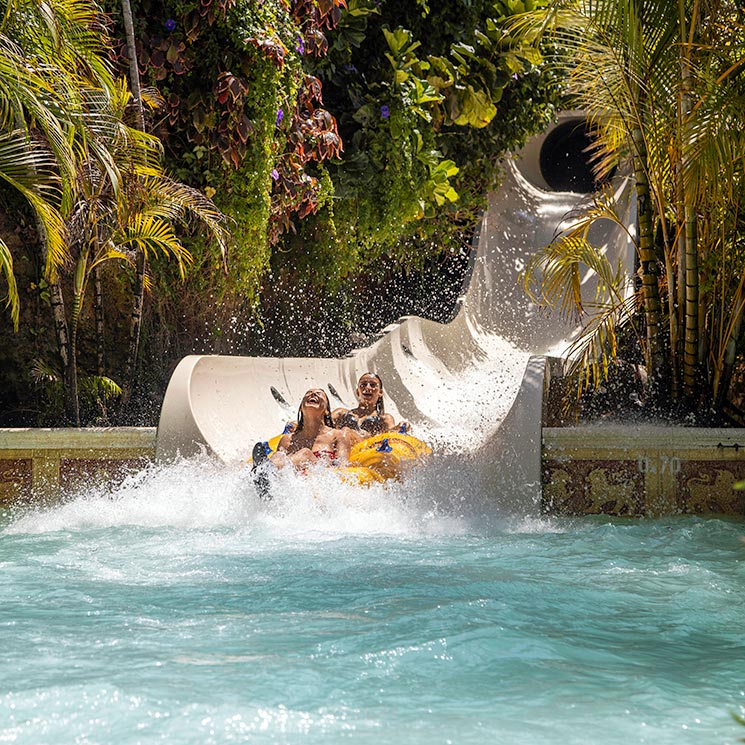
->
[336,411,359,430]
[336,411,386,435]
[359,415,385,434]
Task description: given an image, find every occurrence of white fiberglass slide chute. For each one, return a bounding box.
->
[156,113,636,500]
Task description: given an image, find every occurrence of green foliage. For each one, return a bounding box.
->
[0,236,18,328]
[31,358,122,426]
[105,0,350,310]
[512,0,745,418]
[111,0,557,290]
[304,0,558,271]
[521,189,641,397]
[0,0,560,425]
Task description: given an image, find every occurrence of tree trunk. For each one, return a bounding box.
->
[121,250,146,407]
[49,281,79,425]
[120,0,147,412]
[676,223,685,371]
[94,265,105,376]
[682,208,698,398]
[713,295,743,422]
[631,126,665,395]
[663,231,679,398]
[678,0,699,401]
[121,0,145,131]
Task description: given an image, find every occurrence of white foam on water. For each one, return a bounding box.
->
[4,455,250,535]
[255,463,470,538]
[3,454,472,540]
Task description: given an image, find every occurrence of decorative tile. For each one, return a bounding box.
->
[0,458,33,506]
[59,458,148,493]
[543,459,644,516]
[677,461,745,515]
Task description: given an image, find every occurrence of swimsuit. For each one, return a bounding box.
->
[359,415,385,434]
[336,412,359,430]
[337,411,386,435]
[313,448,337,462]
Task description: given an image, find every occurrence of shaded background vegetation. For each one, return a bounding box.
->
[0,0,557,425]
[4,0,744,429]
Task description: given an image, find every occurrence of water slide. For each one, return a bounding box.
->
[156,113,636,503]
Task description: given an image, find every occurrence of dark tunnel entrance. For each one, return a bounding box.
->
[539,120,612,193]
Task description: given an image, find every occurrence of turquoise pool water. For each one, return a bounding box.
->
[1,457,744,744]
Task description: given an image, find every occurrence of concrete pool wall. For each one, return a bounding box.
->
[542,426,745,517]
[1,424,743,516]
[0,428,156,507]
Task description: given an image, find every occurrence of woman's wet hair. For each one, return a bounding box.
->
[358,372,385,415]
[296,389,334,432]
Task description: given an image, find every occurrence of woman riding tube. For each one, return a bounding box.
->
[267,388,360,470]
[331,373,409,436]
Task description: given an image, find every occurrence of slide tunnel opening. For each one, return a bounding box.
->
[539,119,614,193]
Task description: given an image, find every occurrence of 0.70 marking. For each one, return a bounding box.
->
[637,455,681,474]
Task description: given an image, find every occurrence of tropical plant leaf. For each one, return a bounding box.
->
[0,236,19,329]
[30,357,62,384]
[564,292,639,396]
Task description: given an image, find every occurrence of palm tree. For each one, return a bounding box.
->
[1,0,231,423]
[59,81,229,424]
[514,0,745,418]
[0,0,79,291]
[118,0,148,411]
[0,0,132,422]
[521,189,641,395]
[0,0,111,419]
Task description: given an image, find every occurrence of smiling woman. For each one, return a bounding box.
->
[268,388,360,471]
[331,373,404,435]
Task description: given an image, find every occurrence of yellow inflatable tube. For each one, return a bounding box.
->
[345,432,432,484]
[257,431,432,486]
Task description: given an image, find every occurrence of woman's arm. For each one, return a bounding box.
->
[335,427,361,462]
[331,407,349,427]
[381,413,397,431]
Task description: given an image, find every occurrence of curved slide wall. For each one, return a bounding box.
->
[156,114,636,500]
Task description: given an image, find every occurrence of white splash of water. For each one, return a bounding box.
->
[4,454,469,539]
[414,333,531,452]
[3,331,542,538]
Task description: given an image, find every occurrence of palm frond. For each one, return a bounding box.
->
[115,214,192,277]
[0,133,69,276]
[565,291,640,396]
[30,357,62,384]
[79,374,122,401]
[24,190,69,278]
[0,131,61,197]
[0,236,19,329]
[522,189,636,319]
[137,175,231,261]
[89,248,130,271]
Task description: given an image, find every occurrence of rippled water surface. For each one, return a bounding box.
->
[1,458,744,744]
